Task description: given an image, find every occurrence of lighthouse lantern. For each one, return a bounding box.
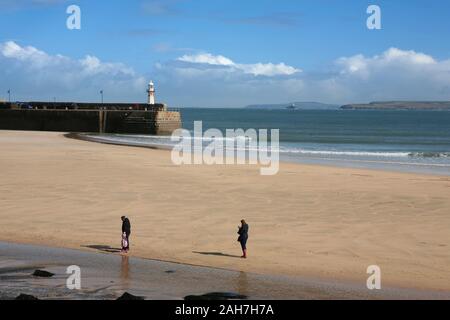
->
[147,81,156,105]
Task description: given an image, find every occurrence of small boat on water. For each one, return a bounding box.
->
[286,103,297,110]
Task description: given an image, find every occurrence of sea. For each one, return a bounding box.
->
[86,109,450,176]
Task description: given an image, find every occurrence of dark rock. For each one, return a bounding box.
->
[32,270,54,278]
[165,270,176,274]
[116,292,144,300]
[184,292,247,300]
[15,294,39,300]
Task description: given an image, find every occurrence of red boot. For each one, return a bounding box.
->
[241,249,247,259]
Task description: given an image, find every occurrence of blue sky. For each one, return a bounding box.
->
[1,0,450,107]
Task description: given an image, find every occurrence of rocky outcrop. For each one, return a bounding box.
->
[184,292,247,300]
[32,270,54,278]
[15,294,39,300]
[116,292,144,300]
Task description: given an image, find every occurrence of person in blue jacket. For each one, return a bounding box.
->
[237,219,249,259]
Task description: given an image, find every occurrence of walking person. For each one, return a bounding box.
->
[121,216,131,253]
[237,219,249,259]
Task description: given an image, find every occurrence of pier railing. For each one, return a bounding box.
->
[165,107,181,112]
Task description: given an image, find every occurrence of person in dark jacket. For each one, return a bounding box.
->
[237,219,249,259]
[121,216,131,253]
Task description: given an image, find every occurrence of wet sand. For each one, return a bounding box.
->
[1,241,448,300]
[0,131,449,294]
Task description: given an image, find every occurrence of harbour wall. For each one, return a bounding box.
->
[0,109,181,135]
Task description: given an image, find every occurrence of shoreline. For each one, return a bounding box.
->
[2,240,449,300]
[1,130,449,293]
[69,132,450,177]
[67,132,449,178]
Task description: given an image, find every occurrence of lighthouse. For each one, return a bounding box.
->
[147,81,155,105]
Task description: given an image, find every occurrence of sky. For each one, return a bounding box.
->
[1,0,450,107]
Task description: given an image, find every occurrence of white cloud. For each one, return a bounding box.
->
[1,41,57,67]
[178,53,235,66]
[2,42,450,107]
[337,47,437,76]
[0,41,146,102]
[177,53,301,76]
[383,48,436,64]
[237,62,300,77]
[329,48,450,102]
[155,48,450,106]
[79,55,136,77]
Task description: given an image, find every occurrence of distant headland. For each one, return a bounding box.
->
[341,101,450,110]
[245,101,450,111]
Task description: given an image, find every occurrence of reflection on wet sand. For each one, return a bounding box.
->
[236,272,248,296]
[120,255,130,287]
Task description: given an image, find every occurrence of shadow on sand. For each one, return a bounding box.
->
[82,245,122,253]
[192,251,241,258]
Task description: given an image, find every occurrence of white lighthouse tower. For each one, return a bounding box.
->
[147,81,156,105]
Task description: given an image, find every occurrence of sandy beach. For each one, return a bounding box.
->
[0,130,449,293]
